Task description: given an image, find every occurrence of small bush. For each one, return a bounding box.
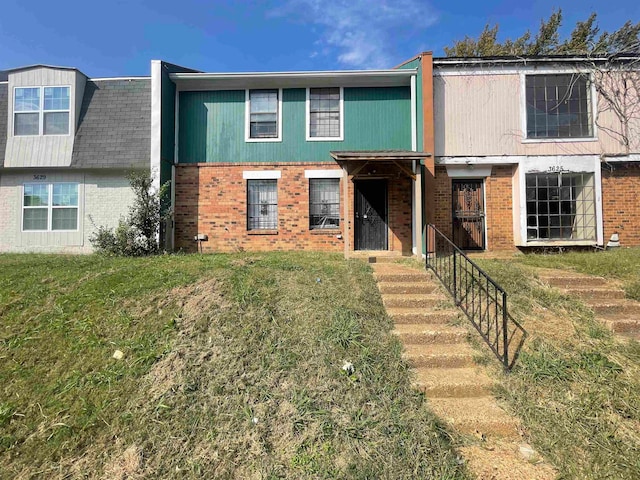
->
[90,172,169,256]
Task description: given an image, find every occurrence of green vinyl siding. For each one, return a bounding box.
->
[160,69,176,189]
[178,87,411,163]
[397,59,422,153]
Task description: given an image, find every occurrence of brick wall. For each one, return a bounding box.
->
[174,163,414,254]
[433,165,516,251]
[602,163,640,246]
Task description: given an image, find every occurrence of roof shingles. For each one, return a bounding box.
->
[71,79,150,169]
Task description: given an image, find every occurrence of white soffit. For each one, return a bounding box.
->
[304,169,343,179]
[445,165,493,178]
[243,170,282,180]
[170,69,416,91]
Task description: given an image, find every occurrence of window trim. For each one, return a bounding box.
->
[13,85,72,137]
[21,182,79,233]
[244,88,283,143]
[520,72,598,143]
[306,86,344,142]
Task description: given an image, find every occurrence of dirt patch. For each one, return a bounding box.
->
[102,444,143,480]
[145,277,228,401]
[523,306,576,343]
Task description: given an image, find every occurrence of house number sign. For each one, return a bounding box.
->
[33,175,47,180]
[547,165,568,174]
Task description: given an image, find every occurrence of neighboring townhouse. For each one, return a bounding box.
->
[417,54,640,251]
[0,65,151,253]
[154,59,432,255]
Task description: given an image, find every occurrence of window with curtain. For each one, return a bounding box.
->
[247,179,278,230]
[249,89,278,139]
[308,87,341,139]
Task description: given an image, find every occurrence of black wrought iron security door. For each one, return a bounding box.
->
[452,179,485,250]
[354,180,388,250]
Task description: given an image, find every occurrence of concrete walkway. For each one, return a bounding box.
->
[372,260,556,479]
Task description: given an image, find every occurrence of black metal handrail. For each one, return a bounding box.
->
[425,224,526,370]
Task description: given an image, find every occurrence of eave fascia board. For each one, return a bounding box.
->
[170,69,416,90]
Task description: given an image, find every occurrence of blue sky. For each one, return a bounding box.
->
[0,0,638,77]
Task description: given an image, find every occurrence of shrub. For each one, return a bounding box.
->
[90,172,169,256]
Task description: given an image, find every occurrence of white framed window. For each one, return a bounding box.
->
[525,173,596,241]
[23,182,79,231]
[14,86,70,136]
[247,179,278,230]
[524,74,593,140]
[306,87,343,141]
[245,89,282,142]
[309,178,340,229]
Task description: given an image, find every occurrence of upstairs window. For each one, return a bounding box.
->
[307,87,343,140]
[246,89,281,141]
[309,179,340,229]
[14,86,70,136]
[23,183,79,231]
[525,74,592,139]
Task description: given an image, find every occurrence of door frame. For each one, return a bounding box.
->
[451,178,487,251]
[354,178,389,251]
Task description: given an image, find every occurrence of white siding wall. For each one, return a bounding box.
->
[434,73,628,157]
[4,67,86,168]
[0,170,134,253]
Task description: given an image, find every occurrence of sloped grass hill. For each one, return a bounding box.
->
[0,253,467,479]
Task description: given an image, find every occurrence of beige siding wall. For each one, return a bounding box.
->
[4,67,86,168]
[434,72,635,157]
[0,170,133,253]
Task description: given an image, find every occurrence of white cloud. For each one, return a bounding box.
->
[270,0,438,69]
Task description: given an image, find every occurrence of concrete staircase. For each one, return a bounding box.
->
[537,269,640,339]
[371,259,556,479]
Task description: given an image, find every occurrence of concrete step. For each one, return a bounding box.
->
[588,299,640,316]
[538,274,607,288]
[373,271,429,283]
[460,444,557,480]
[392,324,468,344]
[387,308,460,325]
[561,286,625,300]
[368,256,407,264]
[403,343,476,368]
[428,397,519,437]
[603,317,640,334]
[413,367,494,397]
[377,282,438,294]
[382,293,442,308]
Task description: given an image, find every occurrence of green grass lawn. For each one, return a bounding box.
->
[473,251,640,479]
[0,253,466,479]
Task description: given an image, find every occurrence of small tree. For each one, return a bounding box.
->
[90,172,170,256]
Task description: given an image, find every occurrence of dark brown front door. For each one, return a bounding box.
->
[354,180,388,250]
[452,179,485,250]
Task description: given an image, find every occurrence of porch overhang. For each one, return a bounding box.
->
[330,150,432,180]
[331,150,432,258]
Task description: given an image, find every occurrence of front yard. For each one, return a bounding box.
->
[0,253,466,479]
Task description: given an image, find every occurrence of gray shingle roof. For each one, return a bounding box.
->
[0,83,7,167]
[71,79,150,169]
